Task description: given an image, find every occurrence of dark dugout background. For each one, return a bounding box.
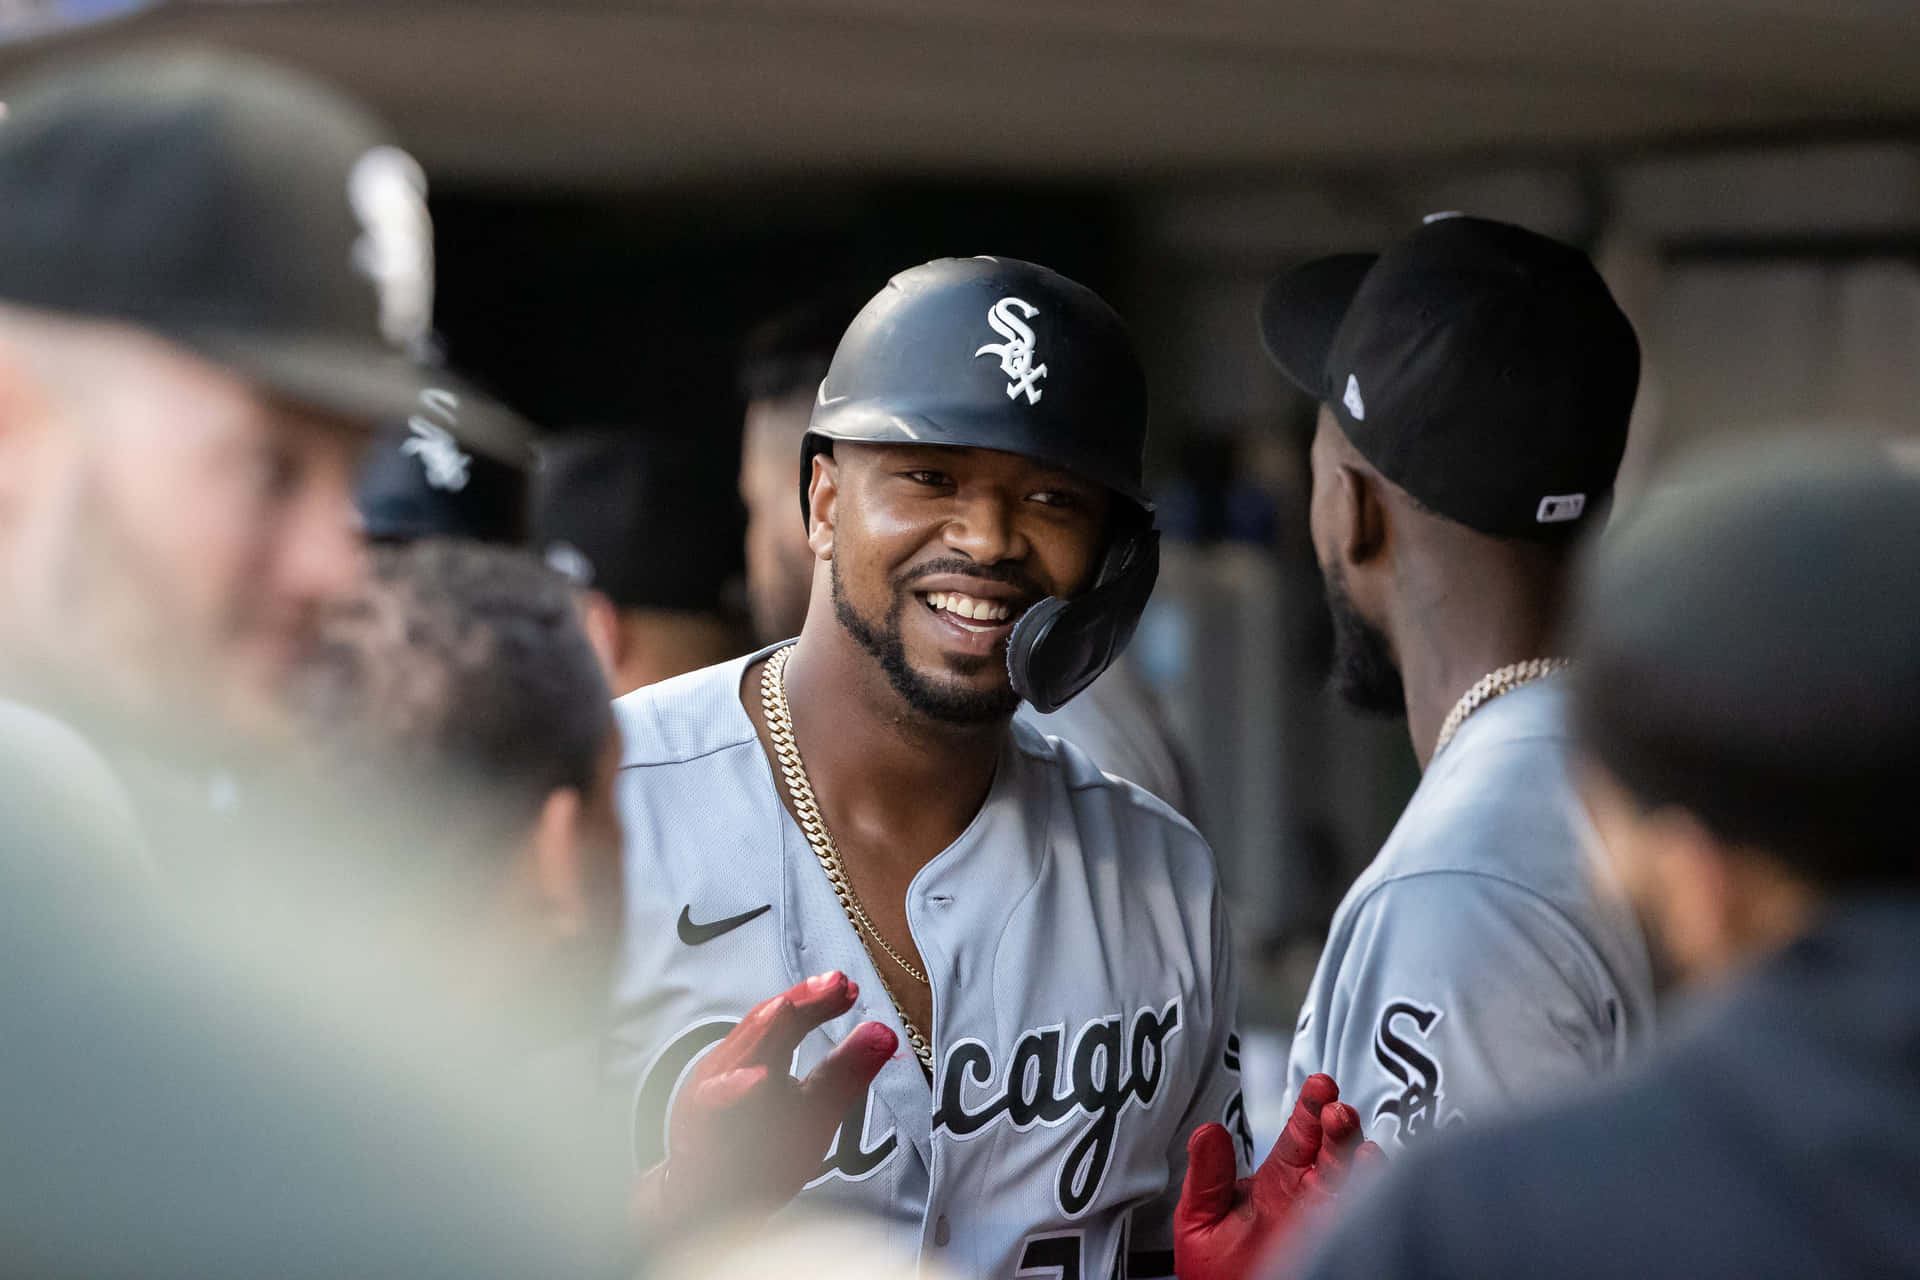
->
[432,183,1134,548]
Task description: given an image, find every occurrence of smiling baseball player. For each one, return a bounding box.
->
[607,257,1253,1278]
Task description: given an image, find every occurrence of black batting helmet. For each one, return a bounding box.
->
[802,256,1158,713]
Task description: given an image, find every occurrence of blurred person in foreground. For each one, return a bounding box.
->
[298,538,624,1051]
[0,49,523,855]
[0,50,630,1278]
[739,293,1195,814]
[1279,443,1920,1279]
[536,428,750,696]
[1258,215,1654,1152]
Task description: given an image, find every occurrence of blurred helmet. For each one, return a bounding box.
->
[802,256,1158,713]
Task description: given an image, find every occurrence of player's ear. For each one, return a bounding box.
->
[574,589,623,688]
[1336,462,1388,568]
[528,785,590,942]
[806,451,840,560]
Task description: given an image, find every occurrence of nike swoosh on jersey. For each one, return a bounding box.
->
[676,903,772,946]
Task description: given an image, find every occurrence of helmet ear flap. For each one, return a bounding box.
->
[1006,523,1159,714]
[798,434,834,527]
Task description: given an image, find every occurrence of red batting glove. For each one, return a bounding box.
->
[1174,1073,1384,1280]
[633,971,897,1233]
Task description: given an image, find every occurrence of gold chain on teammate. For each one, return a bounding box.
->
[1432,657,1572,758]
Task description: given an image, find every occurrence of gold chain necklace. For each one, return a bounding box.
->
[1432,658,1572,759]
[761,644,936,1075]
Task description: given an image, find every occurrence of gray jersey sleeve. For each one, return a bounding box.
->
[1124,882,1251,1278]
[1289,872,1628,1150]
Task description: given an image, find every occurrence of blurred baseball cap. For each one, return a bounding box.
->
[1571,439,1920,884]
[533,430,744,614]
[1259,214,1640,542]
[0,48,527,457]
[355,385,534,546]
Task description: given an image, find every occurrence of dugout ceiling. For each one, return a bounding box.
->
[4,0,1920,187]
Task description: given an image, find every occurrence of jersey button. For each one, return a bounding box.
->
[933,1216,951,1247]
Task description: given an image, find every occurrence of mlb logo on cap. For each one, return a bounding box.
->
[1536,493,1587,524]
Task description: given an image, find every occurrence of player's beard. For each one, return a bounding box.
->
[830,554,1020,725]
[1322,558,1405,716]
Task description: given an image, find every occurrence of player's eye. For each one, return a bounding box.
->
[902,470,952,487]
[1029,489,1083,510]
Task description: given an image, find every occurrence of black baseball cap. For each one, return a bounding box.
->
[0,48,527,455]
[1259,214,1640,542]
[356,384,534,546]
[533,430,745,614]
[1571,440,1920,886]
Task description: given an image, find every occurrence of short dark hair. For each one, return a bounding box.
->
[1570,443,1920,888]
[309,540,612,825]
[736,289,863,403]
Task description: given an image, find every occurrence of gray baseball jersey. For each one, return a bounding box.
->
[1286,675,1654,1148]
[608,646,1248,1279]
[1019,661,1191,818]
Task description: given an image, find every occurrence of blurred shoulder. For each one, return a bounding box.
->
[0,698,150,880]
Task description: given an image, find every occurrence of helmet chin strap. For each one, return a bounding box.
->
[1006,526,1159,714]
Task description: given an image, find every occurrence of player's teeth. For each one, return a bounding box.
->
[927,591,1010,622]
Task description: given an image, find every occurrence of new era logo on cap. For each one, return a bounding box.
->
[543,540,595,587]
[1343,373,1366,421]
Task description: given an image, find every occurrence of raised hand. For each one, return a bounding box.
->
[635,971,898,1232]
[1174,1073,1384,1280]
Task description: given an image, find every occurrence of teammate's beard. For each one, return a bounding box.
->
[831,555,1020,725]
[1322,558,1405,716]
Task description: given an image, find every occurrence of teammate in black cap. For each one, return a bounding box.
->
[0,49,634,1279]
[1281,442,1920,1280]
[535,429,749,697]
[1256,216,1656,1177]
[0,50,526,747]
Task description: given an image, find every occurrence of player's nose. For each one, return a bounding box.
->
[942,486,1029,565]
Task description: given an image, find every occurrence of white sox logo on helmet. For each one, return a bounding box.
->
[975,296,1049,405]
